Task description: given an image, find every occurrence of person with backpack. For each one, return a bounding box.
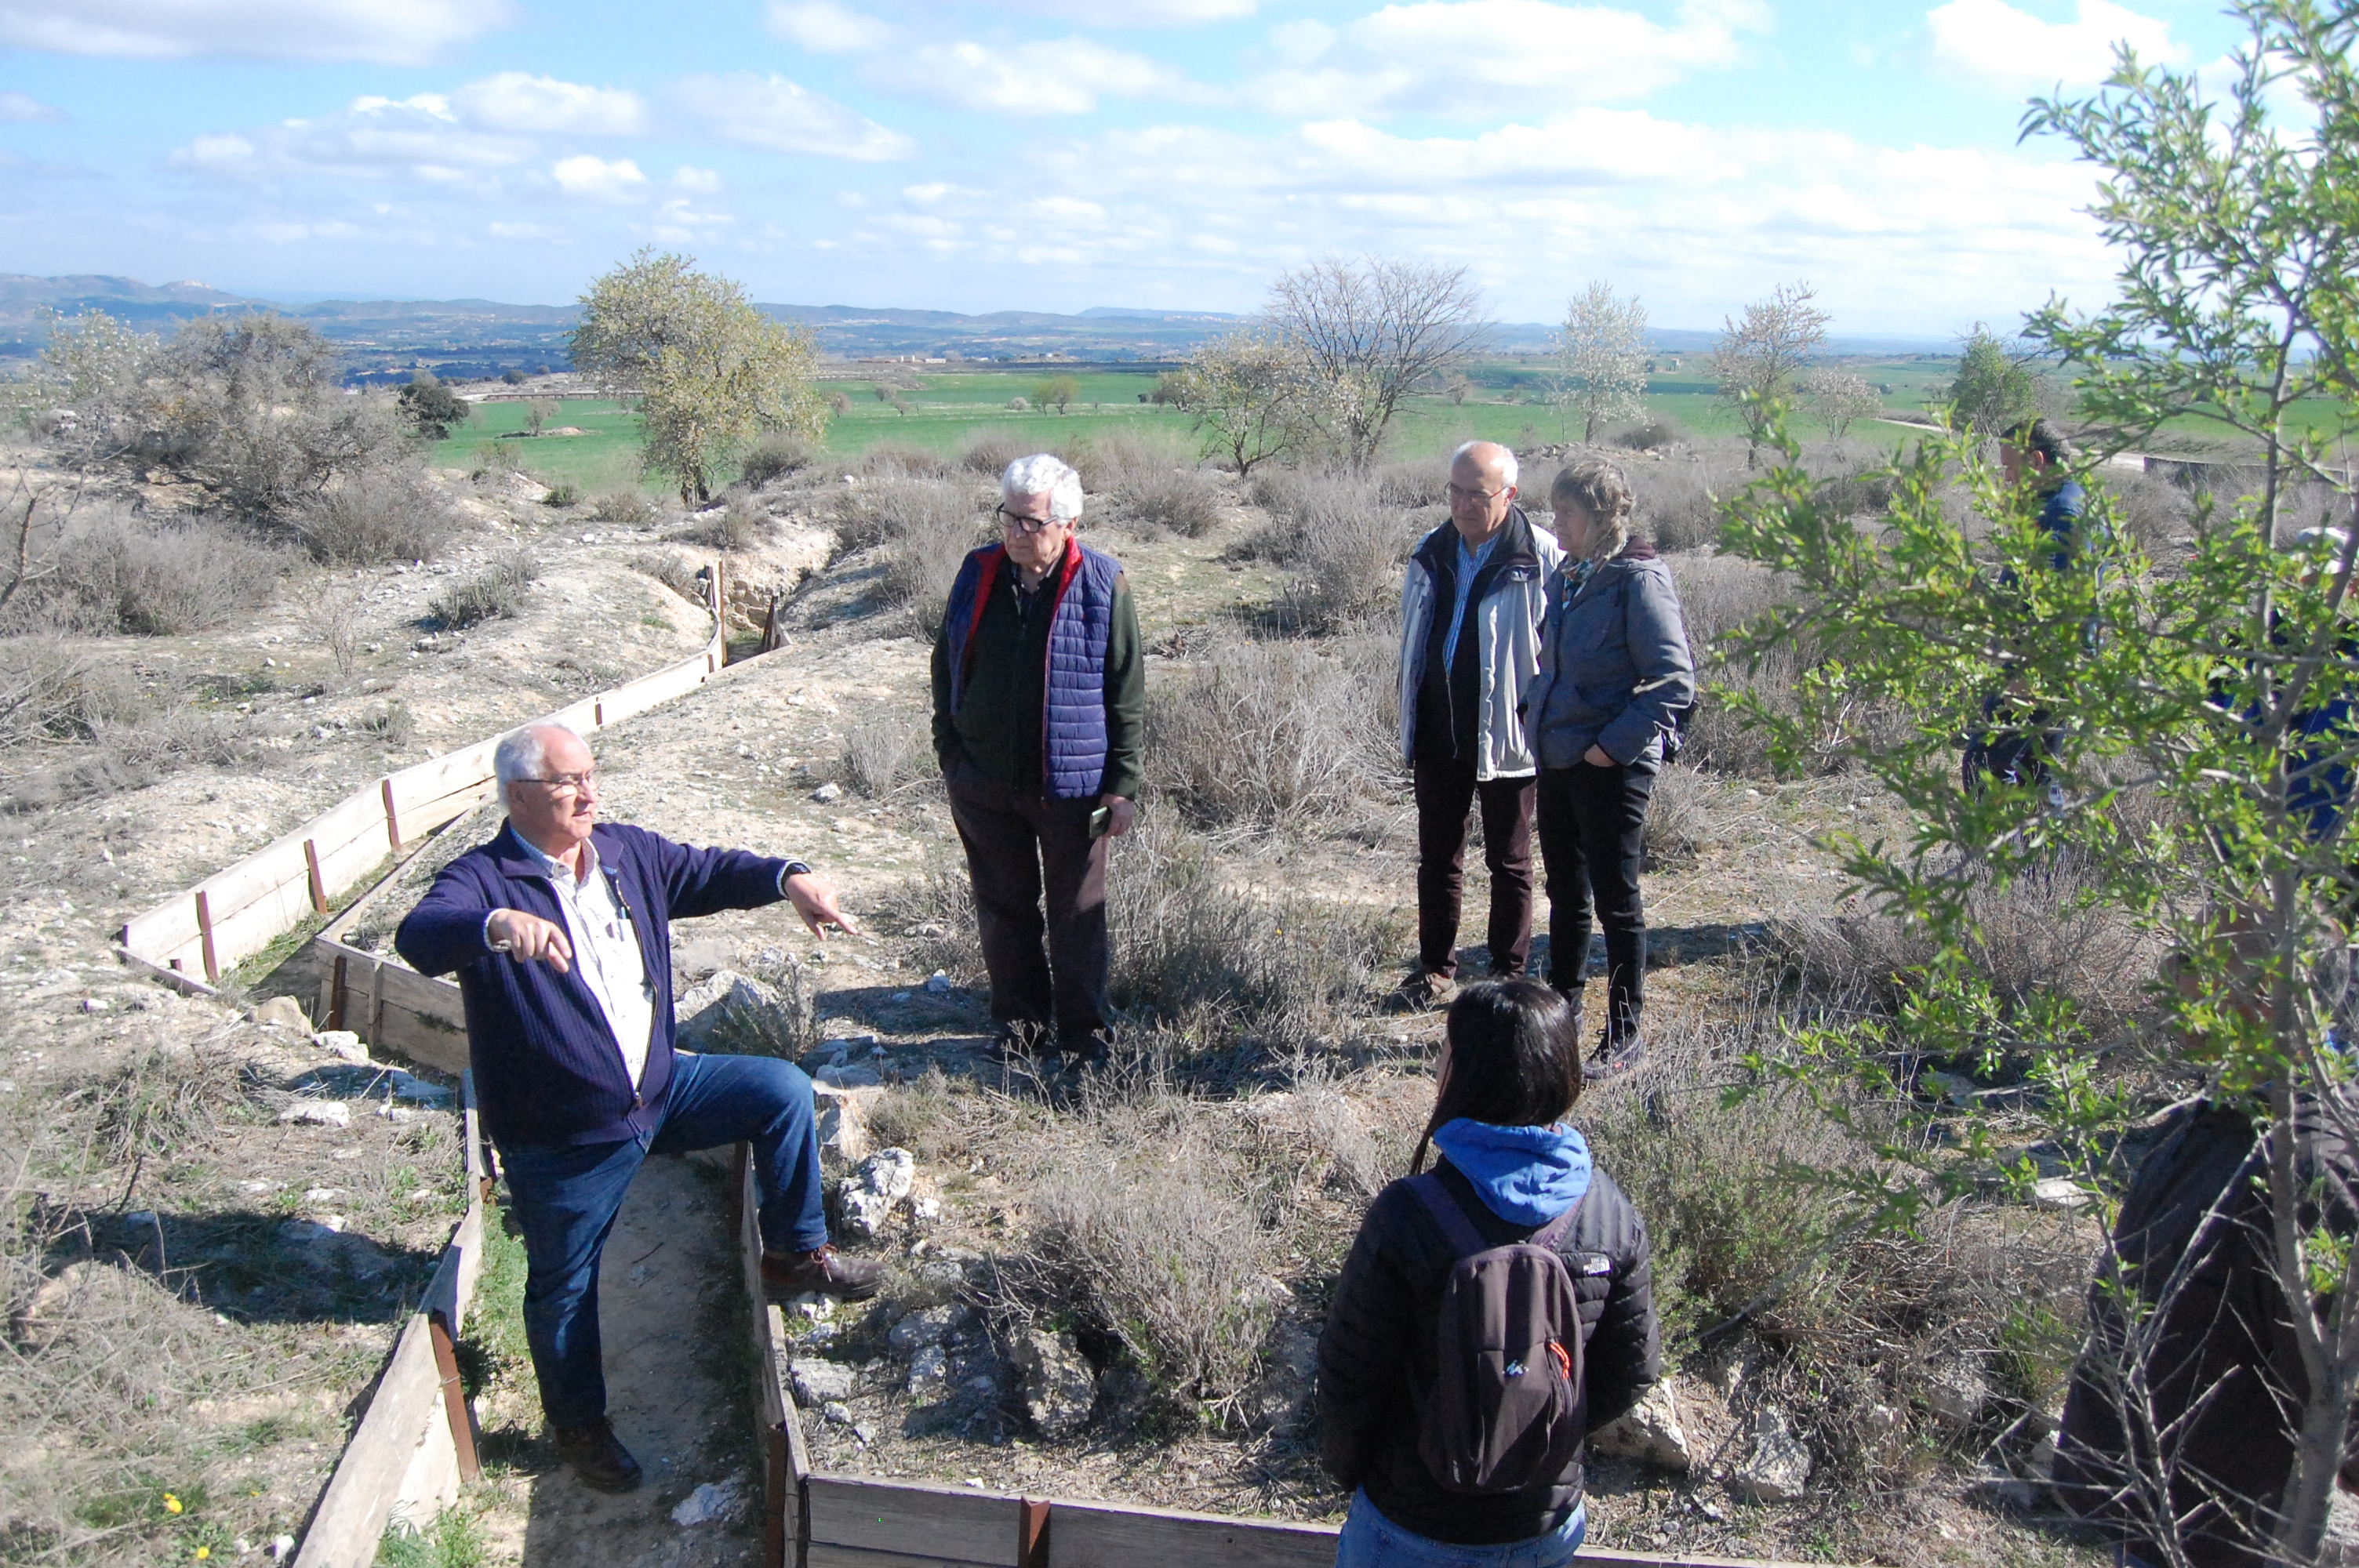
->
[1522,459,1695,1077]
[1317,979,1659,1567]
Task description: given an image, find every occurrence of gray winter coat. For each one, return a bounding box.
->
[1523,539,1696,771]
[1397,510,1565,781]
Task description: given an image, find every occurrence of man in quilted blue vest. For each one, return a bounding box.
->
[931,453,1144,1063]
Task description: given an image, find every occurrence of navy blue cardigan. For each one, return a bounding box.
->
[394,821,793,1149]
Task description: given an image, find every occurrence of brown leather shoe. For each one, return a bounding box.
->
[552,1417,642,1493]
[761,1244,885,1301]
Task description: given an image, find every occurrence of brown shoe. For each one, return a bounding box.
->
[1387,971,1456,1013]
[552,1417,642,1493]
[761,1244,885,1301]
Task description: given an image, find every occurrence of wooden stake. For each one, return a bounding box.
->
[380,776,402,854]
[427,1314,482,1483]
[302,837,329,913]
[1019,1498,1050,1568]
[194,890,219,985]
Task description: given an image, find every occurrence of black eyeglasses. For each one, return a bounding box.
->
[995,504,1061,535]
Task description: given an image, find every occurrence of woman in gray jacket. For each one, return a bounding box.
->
[1523,459,1695,1076]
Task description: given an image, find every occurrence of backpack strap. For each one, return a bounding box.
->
[1412,1174,1584,1259]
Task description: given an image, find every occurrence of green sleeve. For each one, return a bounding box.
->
[1100,575,1145,800]
[930,619,959,770]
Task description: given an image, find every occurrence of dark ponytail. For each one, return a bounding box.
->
[1409,979,1584,1175]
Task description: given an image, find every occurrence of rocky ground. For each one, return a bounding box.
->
[1,447,2108,1568]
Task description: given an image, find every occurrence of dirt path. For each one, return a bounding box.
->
[483,1152,762,1567]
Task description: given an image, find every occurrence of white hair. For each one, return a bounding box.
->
[494,722,583,805]
[1453,439,1518,489]
[1001,453,1085,523]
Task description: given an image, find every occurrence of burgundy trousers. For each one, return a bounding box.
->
[1412,754,1536,981]
[945,764,1111,1042]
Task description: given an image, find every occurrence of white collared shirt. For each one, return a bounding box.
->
[517,835,656,1090]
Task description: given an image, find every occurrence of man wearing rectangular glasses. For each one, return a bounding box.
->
[396,720,873,1494]
[931,452,1143,1065]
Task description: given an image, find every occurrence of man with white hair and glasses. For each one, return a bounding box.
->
[396,720,871,1494]
[931,452,1144,1065]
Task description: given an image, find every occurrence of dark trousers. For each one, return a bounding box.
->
[1536,762,1656,1040]
[945,764,1110,1040]
[1412,754,1536,980]
[496,1051,827,1428]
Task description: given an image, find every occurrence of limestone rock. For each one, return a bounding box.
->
[889,1303,971,1356]
[674,969,793,1051]
[810,782,843,804]
[1011,1327,1096,1439]
[812,1084,873,1169]
[278,1101,351,1128]
[312,1029,368,1063]
[1922,1358,1991,1426]
[1730,1408,1812,1504]
[670,1479,742,1526]
[251,996,311,1032]
[817,1063,883,1089]
[907,1344,951,1402]
[838,1148,917,1240]
[1590,1378,1691,1472]
[791,1358,857,1407]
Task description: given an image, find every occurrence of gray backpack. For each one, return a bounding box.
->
[1409,1174,1587,1494]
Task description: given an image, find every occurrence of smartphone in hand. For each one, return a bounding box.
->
[1089,805,1112,839]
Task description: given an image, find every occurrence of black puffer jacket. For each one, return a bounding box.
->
[1316,1157,1659,1545]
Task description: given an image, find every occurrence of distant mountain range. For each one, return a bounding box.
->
[0,273,1953,380]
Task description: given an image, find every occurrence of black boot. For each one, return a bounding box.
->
[553,1417,642,1493]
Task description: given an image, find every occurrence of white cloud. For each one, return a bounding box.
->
[1926,0,2185,89]
[551,154,647,201]
[0,0,510,64]
[674,72,916,160]
[1247,0,1771,115]
[0,89,62,122]
[766,0,896,52]
[671,165,725,194]
[958,0,1254,20]
[896,36,1201,114]
[449,73,647,135]
[166,94,533,189]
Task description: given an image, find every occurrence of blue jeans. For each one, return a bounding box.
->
[496,1051,827,1428]
[1335,1490,1587,1568]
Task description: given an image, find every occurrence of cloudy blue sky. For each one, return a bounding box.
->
[0,0,2260,332]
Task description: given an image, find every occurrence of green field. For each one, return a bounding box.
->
[432,358,2343,491]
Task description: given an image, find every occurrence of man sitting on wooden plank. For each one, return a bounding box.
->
[396,720,882,1494]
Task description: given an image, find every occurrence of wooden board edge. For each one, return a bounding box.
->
[291,1313,442,1568]
[114,944,223,1000]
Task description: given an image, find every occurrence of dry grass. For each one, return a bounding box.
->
[287,468,458,566]
[841,710,924,798]
[741,433,818,488]
[427,552,538,631]
[1144,637,1397,835]
[1119,466,1224,538]
[1244,471,1419,632]
[832,477,990,636]
[0,506,286,637]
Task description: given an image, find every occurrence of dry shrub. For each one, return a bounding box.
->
[1641,761,1717,864]
[960,429,1034,478]
[836,478,987,635]
[1107,814,1395,1045]
[1630,445,1750,553]
[1374,460,1448,510]
[858,444,950,480]
[590,488,657,528]
[427,551,537,630]
[1145,638,1395,833]
[741,432,817,488]
[6,704,271,811]
[1121,466,1223,538]
[1,507,284,636]
[634,548,708,605]
[1670,553,1803,778]
[1610,415,1685,451]
[0,647,272,809]
[289,468,457,565]
[841,710,921,797]
[681,494,765,554]
[1245,471,1417,631]
[65,1042,255,1163]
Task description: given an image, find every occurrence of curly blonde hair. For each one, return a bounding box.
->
[1550,459,1634,561]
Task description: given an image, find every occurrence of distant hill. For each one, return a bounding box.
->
[0,274,1954,378]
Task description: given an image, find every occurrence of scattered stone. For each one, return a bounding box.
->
[312,1030,368,1063]
[837,1149,917,1240]
[385,1069,453,1105]
[924,970,952,993]
[1730,1407,1812,1504]
[889,1303,971,1355]
[278,1101,351,1128]
[791,1358,857,1406]
[250,996,311,1032]
[674,969,788,1051]
[1974,1465,2039,1509]
[79,997,107,1013]
[1921,1069,1979,1105]
[2031,1176,2095,1210]
[811,782,843,803]
[1590,1378,1691,1472]
[1860,1403,1906,1445]
[817,1063,884,1090]
[2026,1432,2059,1481]
[1923,1359,1991,1426]
[813,1084,874,1168]
[267,1535,296,1560]
[1010,1327,1096,1439]
[670,1479,742,1526]
[907,1344,951,1401]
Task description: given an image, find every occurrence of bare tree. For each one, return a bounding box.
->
[1714,280,1831,464]
[1172,331,1314,477]
[1798,369,1885,441]
[1554,281,1650,443]
[1266,256,1488,469]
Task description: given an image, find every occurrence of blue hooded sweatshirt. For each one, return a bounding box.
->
[1430,1119,1593,1226]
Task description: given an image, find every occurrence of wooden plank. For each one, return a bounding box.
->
[1019,1500,1048,1568]
[114,944,224,1000]
[191,836,313,926]
[304,838,329,913]
[202,876,322,973]
[462,1071,485,1200]
[371,998,470,1077]
[292,1314,442,1568]
[772,1305,812,1482]
[809,1546,1003,1568]
[806,1475,1023,1567]
[376,960,465,1028]
[387,739,500,818]
[1046,1498,1338,1568]
[122,896,200,961]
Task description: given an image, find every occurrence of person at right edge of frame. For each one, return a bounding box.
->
[1523,458,1694,1079]
[1390,439,1563,1011]
[1962,416,2096,808]
[932,452,1143,1067]
[1317,978,1659,1568]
